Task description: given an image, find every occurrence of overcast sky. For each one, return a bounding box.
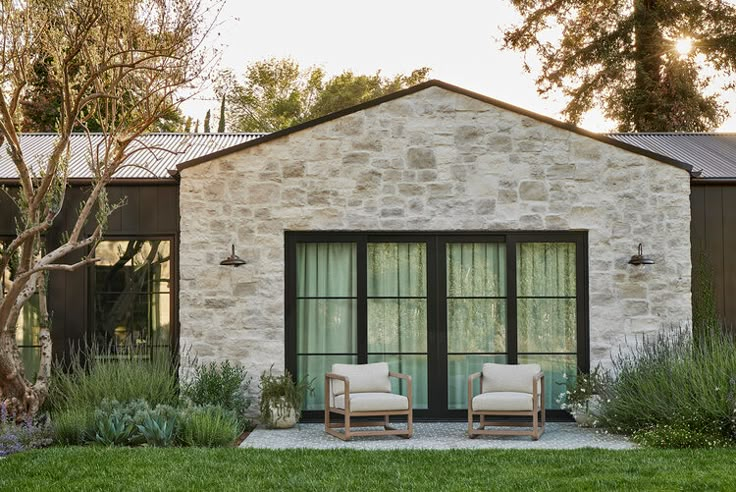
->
[182,0,736,132]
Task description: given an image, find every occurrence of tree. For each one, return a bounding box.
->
[203,110,211,133]
[0,0,214,420]
[217,94,226,133]
[502,1,736,132]
[225,58,431,132]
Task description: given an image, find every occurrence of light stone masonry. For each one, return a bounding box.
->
[178,85,691,401]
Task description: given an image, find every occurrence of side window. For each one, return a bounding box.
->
[1,240,41,379]
[92,240,172,357]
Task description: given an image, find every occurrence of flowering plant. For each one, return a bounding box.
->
[557,365,611,425]
[0,402,54,457]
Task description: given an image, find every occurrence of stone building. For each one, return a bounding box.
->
[3,80,735,419]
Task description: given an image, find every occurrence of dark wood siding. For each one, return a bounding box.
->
[0,183,178,360]
[691,183,736,327]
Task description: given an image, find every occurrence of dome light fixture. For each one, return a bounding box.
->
[220,244,247,267]
[628,243,655,266]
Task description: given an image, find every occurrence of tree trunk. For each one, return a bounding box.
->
[633,0,666,131]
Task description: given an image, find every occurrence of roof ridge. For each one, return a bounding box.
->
[608,132,736,137]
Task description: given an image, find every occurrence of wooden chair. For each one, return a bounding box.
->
[324,362,413,441]
[467,362,545,440]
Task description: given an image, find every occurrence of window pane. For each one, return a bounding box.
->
[297,299,357,353]
[368,354,428,409]
[448,354,507,409]
[16,294,41,347]
[518,354,577,410]
[93,240,172,353]
[19,347,41,381]
[517,242,576,297]
[447,299,506,353]
[447,243,506,297]
[367,299,427,353]
[368,243,426,297]
[518,298,576,352]
[95,240,171,293]
[296,243,356,297]
[298,355,357,411]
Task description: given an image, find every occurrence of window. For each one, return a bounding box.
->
[286,232,588,419]
[91,239,172,358]
[1,240,42,380]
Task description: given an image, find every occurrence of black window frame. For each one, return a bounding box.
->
[87,235,178,360]
[285,231,590,421]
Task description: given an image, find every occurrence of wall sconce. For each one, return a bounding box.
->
[628,243,655,266]
[220,244,247,267]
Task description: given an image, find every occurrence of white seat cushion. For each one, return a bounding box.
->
[472,392,534,412]
[333,392,409,412]
[331,362,392,396]
[481,363,541,394]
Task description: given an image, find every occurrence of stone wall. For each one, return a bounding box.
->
[178,85,691,383]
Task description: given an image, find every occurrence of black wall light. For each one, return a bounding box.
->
[628,243,655,266]
[220,244,247,267]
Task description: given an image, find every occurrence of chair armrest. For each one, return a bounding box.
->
[468,372,481,409]
[325,372,350,400]
[389,372,412,406]
[532,371,544,407]
[325,372,349,383]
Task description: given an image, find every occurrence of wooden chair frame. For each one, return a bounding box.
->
[467,371,545,440]
[324,371,413,441]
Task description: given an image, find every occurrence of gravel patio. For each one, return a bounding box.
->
[240,422,635,450]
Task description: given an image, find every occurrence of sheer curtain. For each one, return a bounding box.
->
[296,243,357,410]
[367,243,428,408]
[446,243,506,409]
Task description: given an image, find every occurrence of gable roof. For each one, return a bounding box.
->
[0,132,263,182]
[174,79,693,175]
[608,133,736,179]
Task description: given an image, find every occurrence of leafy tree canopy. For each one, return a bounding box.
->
[222,58,430,132]
[503,0,736,132]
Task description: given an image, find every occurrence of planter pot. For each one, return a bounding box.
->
[268,400,297,429]
[571,395,602,427]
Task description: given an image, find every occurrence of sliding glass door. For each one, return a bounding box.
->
[286,232,588,419]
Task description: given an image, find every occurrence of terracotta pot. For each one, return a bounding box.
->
[268,400,297,429]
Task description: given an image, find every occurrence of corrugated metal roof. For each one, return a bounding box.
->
[608,133,736,178]
[0,133,264,180]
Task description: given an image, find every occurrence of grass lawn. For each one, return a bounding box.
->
[2,447,735,491]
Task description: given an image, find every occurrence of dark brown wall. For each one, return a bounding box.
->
[0,183,178,359]
[691,184,736,327]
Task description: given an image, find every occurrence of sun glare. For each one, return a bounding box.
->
[675,37,693,57]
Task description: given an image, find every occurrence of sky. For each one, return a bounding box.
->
[181,0,736,133]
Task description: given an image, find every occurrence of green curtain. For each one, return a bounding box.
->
[296,243,357,410]
[446,243,507,409]
[367,243,428,408]
[517,242,577,410]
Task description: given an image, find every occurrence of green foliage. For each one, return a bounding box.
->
[48,343,178,415]
[557,365,610,411]
[217,94,226,132]
[600,325,736,445]
[52,409,94,445]
[503,1,736,131]
[203,110,211,133]
[632,424,734,449]
[223,58,430,132]
[94,408,135,446]
[181,360,252,430]
[259,367,313,428]
[179,406,239,447]
[136,412,177,447]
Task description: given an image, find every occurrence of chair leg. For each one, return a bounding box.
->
[479,415,486,430]
[406,410,413,438]
[344,412,351,441]
[384,414,390,429]
[532,409,539,441]
[467,409,477,439]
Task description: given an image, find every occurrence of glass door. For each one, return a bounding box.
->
[366,242,429,409]
[444,241,507,409]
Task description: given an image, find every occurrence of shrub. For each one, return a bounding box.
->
[136,411,177,447]
[179,406,239,447]
[48,343,178,416]
[632,424,734,449]
[94,407,136,446]
[92,399,180,447]
[53,409,95,445]
[1,403,54,456]
[600,325,736,442]
[181,360,252,429]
